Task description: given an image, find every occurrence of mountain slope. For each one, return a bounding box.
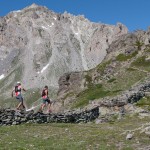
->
[0,4,127,107]
[57,30,150,110]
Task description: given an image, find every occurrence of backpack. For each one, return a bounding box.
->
[42,89,48,97]
[15,85,19,93]
[42,89,46,97]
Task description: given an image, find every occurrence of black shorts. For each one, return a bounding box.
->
[42,98,50,104]
[16,95,23,103]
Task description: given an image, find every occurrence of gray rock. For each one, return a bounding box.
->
[126,133,134,140]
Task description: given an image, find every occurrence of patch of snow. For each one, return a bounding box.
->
[41,26,48,30]
[75,32,79,35]
[0,74,4,80]
[13,10,21,13]
[14,14,17,17]
[41,64,49,73]
[48,25,52,28]
[47,23,54,28]
[53,17,57,20]
[37,71,40,74]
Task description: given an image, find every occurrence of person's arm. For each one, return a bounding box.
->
[45,90,48,97]
[22,87,26,92]
[12,89,14,97]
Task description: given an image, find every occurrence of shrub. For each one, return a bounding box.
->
[135,40,144,50]
[97,60,111,74]
[84,74,92,83]
[126,67,137,71]
[107,78,116,83]
[131,56,149,67]
[116,51,138,62]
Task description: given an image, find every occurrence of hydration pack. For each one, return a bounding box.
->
[42,89,46,97]
[15,85,21,93]
[15,86,19,93]
[42,89,48,97]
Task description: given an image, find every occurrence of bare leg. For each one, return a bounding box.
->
[16,102,22,110]
[48,103,51,113]
[39,104,45,112]
[22,102,26,109]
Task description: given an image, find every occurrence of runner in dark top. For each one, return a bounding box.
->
[12,82,26,110]
[40,85,51,113]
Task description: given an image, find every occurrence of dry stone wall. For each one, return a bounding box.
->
[0,107,99,126]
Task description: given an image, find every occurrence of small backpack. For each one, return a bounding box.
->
[15,85,18,93]
[42,89,46,97]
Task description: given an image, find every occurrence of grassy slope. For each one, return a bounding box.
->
[0,116,149,150]
[71,46,150,108]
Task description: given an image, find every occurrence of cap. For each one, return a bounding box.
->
[17,81,21,84]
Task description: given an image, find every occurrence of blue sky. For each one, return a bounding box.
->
[0,0,150,31]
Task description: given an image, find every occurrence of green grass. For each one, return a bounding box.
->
[126,67,137,71]
[116,51,138,62]
[145,48,150,52]
[74,84,107,108]
[134,40,144,50]
[131,56,150,72]
[107,78,116,83]
[131,56,149,67]
[136,96,150,110]
[73,84,122,108]
[73,66,147,108]
[103,69,146,92]
[0,116,149,150]
[97,60,111,74]
[84,74,92,84]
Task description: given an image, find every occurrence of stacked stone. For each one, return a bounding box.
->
[98,80,150,107]
[0,107,99,126]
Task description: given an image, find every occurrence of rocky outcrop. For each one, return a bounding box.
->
[57,72,84,98]
[0,106,99,125]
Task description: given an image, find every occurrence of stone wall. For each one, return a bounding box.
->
[95,79,150,107]
[0,107,99,126]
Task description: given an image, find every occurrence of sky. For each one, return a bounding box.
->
[0,0,150,31]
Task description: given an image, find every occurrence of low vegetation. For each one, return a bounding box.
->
[116,51,138,62]
[97,60,111,74]
[0,116,149,149]
[136,96,150,110]
[131,56,150,70]
[73,84,122,108]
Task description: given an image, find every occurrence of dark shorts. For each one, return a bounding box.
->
[16,95,23,103]
[42,98,50,104]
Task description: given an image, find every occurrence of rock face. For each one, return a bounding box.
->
[57,72,84,98]
[0,4,128,103]
[0,107,99,125]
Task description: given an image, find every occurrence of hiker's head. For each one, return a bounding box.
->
[17,81,21,85]
[45,85,48,89]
